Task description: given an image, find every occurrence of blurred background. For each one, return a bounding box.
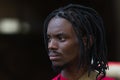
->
[0,0,119,80]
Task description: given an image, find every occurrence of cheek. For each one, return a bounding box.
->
[60,41,80,60]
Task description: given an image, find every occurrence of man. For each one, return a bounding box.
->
[43,4,114,80]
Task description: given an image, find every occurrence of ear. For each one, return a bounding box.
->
[82,35,93,48]
[82,36,87,46]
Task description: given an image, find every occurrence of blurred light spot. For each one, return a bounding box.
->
[0,18,20,34]
[21,22,30,34]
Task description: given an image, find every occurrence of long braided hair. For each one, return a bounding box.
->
[43,4,108,79]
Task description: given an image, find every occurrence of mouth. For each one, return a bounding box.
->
[49,51,61,60]
[49,55,61,61]
[48,51,61,61]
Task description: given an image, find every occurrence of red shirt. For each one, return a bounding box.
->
[52,74,68,80]
[52,74,115,80]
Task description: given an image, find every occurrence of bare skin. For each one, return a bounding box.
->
[47,17,87,80]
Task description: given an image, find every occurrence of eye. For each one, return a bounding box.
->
[57,35,66,42]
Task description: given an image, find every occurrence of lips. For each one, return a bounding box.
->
[48,50,61,60]
[49,54,61,61]
[49,51,61,61]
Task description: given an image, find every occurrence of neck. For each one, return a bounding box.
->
[61,63,87,80]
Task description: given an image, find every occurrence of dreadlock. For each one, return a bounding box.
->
[43,4,108,79]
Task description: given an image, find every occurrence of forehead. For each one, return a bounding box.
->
[47,17,75,35]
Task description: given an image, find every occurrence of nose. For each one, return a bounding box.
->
[48,39,58,50]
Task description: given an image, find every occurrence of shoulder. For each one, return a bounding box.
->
[101,77,115,80]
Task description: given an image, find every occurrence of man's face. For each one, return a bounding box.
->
[47,17,80,67]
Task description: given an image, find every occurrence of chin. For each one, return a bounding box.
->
[51,61,64,67]
[52,65,62,73]
[51,62,68,73]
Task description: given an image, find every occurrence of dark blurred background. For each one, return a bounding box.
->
[0,0,119,80]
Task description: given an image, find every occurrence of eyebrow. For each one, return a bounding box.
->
[56,32,65,35]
